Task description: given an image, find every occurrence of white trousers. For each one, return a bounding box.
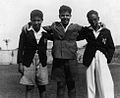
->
[86,50,114,98]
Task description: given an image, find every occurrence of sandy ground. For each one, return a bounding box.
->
[0,63,120,98]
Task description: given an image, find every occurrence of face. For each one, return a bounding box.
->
[31,16,43,32]
[59,11,71,27]
[87,13,99,28]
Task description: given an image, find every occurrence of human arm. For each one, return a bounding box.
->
[76,26,87,41]
[105,30,115,63]
[17,28,26,74]
[22,22,31,32]
[43,25,54,41]
[18,63,24,75]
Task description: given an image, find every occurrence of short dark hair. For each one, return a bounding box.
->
[30,9,43,20]
[87,10,99,18]
[59,5,72,14]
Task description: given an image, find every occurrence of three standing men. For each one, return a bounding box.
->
[17,5,115,98]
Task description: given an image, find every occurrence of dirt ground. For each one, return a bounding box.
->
[0,63,120,98]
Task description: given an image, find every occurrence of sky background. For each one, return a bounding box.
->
[0,0,120,50]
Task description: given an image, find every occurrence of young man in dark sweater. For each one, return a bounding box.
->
[43,5,83,98]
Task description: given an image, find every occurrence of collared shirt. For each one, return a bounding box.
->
[28,26,45,44]
[60,22,71,32]
[89,26,103,39]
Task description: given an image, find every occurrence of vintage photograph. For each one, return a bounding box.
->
[0,0,120,98]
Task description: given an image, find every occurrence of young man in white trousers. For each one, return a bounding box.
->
[86,50,114,98]
[77,10,115,98]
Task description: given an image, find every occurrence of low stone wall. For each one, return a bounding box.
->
[0,48,85,65]
[0,49,17,65]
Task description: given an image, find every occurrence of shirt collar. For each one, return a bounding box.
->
[88,25,103,32]
[27,25,45,33]
[60,22,71,32]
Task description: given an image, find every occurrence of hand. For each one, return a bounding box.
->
[22,22,31,32]
[43,25,52,32]
[18,63,24,75]
[99,22,106,28]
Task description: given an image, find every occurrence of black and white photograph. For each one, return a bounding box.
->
[0,0,120,98]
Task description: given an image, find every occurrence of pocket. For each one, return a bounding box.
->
[36,65,48,84]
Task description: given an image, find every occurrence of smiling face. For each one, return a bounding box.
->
[31,16,43,32]
[59,11,71,28]
[87,13,99,29]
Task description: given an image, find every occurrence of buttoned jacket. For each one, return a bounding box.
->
[44,22,82,59]
[77,26,115,67]
[17,26,47,67]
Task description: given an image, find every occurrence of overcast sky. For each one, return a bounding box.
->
[0,0,120,49]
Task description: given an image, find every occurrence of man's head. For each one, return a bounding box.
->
[30,9,43,32]
[59,5,72,27]
[87,10,99,29]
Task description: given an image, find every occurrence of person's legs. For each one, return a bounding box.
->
[66,80,76,98]
[65,60,76,98]
[37,85,46,98]
[36,63,48,98]
[57,81,66,98]
[86,58,96,98]
[20,64,36,98]
[25,85,35,98]
[95,51,114,98]
[51,59,66,98]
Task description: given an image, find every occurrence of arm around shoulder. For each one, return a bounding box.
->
[43,25,54,41]
[76,26,86,41]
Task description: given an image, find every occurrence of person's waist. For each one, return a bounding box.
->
[54,39,76,42]
[54,40,76,46]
